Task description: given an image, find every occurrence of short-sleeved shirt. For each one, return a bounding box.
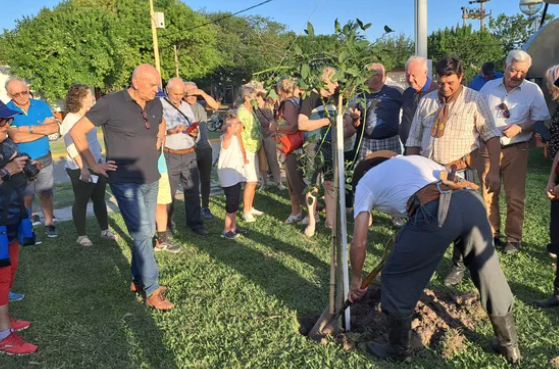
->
[480,78,551,146]
[191,102,211,150]
[161,98,198,150]
[85,89,163,185]
[469,72,503,92]
[401,79,437,145]
[406,87,501,165]
[359,84,403,140]
[353,155,447,218]
[61,112,103,170]
[7,99,54,159]
[299,91,336,142]
[237,104,261,153]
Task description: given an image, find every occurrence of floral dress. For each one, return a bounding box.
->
[550,105,559,160]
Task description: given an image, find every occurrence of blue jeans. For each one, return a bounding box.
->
[111,181,159,296]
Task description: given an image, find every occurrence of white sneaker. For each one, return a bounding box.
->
[100,229,119,241]
[77,236,93,247]
[242,212,256,223]
[277,184,287,191]
[249,208,264,216]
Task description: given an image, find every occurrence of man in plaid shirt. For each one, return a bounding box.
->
[406,57,502,287]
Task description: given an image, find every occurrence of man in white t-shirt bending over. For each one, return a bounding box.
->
[348,151,520,364]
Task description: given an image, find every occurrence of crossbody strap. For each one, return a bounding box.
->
[164,98,193,126]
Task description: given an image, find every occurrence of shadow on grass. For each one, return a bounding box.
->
[7,219,179,369]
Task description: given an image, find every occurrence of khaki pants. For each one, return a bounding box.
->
[477,142,529,242]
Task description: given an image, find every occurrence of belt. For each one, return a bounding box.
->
[442,150,477,171]
[164,147,195,155]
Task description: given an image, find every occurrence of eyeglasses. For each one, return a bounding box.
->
[141,110,150,130]
[10,90,29,99]
[0,117,13,127]
[498,103,511,119]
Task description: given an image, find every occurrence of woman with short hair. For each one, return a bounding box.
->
[61,85,117,247]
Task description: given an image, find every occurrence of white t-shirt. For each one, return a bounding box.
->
[217,135,246,188]
[480,79,551,146]
[353,155,447,218]
[61,112,103,170]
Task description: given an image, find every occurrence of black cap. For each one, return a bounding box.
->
[352,150,398,188]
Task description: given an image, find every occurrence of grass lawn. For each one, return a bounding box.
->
[5,149,559,368]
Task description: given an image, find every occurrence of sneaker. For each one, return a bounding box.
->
[192,228,209,236]
[201,208,214,220]
[32,237,42,246]
[10,318,30,332]
[8,292,24,302]
[45,225,59,238]
[31,215,41,227]
[222,231,240,240]
[155,241,182,253]
[233,227,248,235]
[0,332,38,355]
[77,236,93,247]
[249,208,264,216]
[285,213,304,224]
[277,184,287,191]
[100,229,119,241]
[242,212,256,223]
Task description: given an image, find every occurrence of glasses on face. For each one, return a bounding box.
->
[0,118,13,127]
[11,90,29,99]
[498,103,511,119]
[141,110,150,130]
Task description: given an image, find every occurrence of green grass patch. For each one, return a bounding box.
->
[6,149,559,368]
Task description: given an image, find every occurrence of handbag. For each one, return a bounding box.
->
[275,98,303,154]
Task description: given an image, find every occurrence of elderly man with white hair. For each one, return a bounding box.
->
[401,56,436,146]
[479,50,551,255]
[162,77,207,237]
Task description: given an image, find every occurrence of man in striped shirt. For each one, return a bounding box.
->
[406,57,502,287]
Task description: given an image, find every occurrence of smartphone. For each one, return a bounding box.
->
[186,122,199,134]
[90,174,99,184]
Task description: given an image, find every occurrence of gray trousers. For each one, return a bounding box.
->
[262,136,282,184]
[164,151,203,230]
[381,190,514,318]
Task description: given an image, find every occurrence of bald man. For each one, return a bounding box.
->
[354,63,404,162]
[161,77,207,237]
[71,64,174,310]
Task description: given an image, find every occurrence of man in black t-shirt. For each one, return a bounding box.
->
[70,64,174,311]
[354,63,404,163]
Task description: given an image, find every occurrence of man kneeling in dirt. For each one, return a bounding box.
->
[348,151,520,364]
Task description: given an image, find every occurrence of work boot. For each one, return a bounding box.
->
[146,287,175,311]
[444,249,466,286]
[489,313,521,364]
[366,315,412,362]
[535,295,559,308]
[503,242,521,255]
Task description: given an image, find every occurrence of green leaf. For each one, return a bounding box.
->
[306,22,315,38]
[363,23,372,30]
[335,18,341,33]
[294,45,303,56]
[338,50,349,63]
[384,25,394,33]
[357,18,364,30]
[301,64,310,80]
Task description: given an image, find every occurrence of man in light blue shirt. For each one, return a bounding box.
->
[161,78,207,236]
[5,78,60,238]
[469,62,504,92]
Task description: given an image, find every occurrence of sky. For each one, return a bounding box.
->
[1,0,558,39]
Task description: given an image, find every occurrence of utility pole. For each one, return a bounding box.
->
[149,0,162,82]
[462,0,491,31]
[415,0,428,58]
[174,45,180,78]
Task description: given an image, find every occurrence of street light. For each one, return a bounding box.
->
[519,0,544,16]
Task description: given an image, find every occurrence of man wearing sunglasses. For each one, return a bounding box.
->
[70,64,174,311]
[5,78,60,238]
[479,50,551,255]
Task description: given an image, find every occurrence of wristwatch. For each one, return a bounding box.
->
[28,126,34,133]
[0,168,11,182]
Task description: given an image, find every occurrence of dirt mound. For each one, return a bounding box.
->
[301,287,487,357]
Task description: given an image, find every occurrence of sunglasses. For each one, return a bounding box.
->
[141,110,150,130]
[10,90,29,99]
[498,103,511,119]
[0,117,14,127]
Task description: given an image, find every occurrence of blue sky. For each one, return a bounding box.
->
[2,0,558,39]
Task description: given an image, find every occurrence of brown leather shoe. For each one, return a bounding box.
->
[130,282,143,293]
[146,287,174,311]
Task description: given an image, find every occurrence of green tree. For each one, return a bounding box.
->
[369,33,414,71]
[489,13,555,55]
[428,24,503,81]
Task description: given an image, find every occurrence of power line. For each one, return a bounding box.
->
[183,0,276,32]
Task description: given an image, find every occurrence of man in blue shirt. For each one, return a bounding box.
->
[5,78,60,238]
[469,62,504,92]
